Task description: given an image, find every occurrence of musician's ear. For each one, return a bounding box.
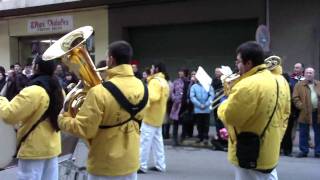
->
[245,60,253,69]
[110,56,117,66]
[107,55,115,67]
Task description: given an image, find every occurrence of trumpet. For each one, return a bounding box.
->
[210,73,241,110]
[211,55,282,110]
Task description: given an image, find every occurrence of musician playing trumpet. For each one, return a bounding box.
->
[217,41,290,180]
[0,56,64,180]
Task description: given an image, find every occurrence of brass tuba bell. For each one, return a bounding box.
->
[43,26,106,117]
[264,55,282,71]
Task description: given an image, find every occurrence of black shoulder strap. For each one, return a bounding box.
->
[260,79,279,138]
[100,81,148,129]
[15,114,47,157]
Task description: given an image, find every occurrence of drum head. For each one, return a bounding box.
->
[0,120,16,169]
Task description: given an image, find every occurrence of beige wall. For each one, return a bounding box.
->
[0,20,11,70]
[1,7,108,70]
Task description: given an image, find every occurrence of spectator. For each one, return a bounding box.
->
[14,63,29,92]
[190,77,214,145]
[0,69,6,92]
[131,60,142,79]
[211,67,228,150]
[23,63,33,79]
[293,67,320,158]
[170,68,190,145]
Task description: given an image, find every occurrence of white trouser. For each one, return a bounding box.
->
[17,157,58,180]
[140,122,166,172]
[88,172,137,180]
[235,166,278,180]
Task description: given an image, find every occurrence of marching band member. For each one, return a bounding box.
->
[59,41,148,180]
[218,41,290,180]
[0,56,63,180]
[139,62,169,174]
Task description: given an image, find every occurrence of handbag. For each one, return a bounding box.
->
[235,79,279,169]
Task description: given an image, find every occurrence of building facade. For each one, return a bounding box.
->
[0,0,319,77]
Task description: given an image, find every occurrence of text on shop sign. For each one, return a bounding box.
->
[28,16,73,33]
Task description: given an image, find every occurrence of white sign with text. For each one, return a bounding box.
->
[28,16,74,33]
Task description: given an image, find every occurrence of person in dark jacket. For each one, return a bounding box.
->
[0,69,6,92]
[211,67,228,150]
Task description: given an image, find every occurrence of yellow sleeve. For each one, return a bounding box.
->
[148,79,162,102]
[0,86,38,124]
[58,87,105,139]
[217,83,256,127]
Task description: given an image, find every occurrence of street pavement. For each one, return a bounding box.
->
[1,136,319,180]
[139,146,320,180]
[1,144,319,180]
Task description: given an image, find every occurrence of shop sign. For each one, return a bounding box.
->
[28,16,73,33]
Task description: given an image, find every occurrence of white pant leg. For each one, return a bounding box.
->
[140,122,156,172]
[42,157,59,180]
[88,172,137,180]
[269,169,278,180]
[235,166,278,180]
[151,126,166,171]
[18,159,45,180]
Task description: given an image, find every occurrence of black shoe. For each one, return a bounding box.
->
[172,140,180,146]
[315,154,320,158]
[149,167,163,172]
[203,140,209,146]
[137,169,146,174]
[211,139,225,151]
[296,153,307,158]
[283,151,292,157]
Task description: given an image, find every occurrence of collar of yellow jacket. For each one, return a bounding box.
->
[147,72,165,82]
[106,64,134,79]
[241,64,268,79]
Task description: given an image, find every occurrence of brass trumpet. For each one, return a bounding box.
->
[43,26,107,117]
[211,55,282,110]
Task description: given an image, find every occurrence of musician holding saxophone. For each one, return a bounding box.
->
[58,41,148,180]
[0,56,64,180]
[217,41,290,180]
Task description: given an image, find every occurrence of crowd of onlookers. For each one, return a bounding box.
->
[0,62,78,100]
[0,59,319,158]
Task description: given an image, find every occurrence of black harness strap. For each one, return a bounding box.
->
[100,81,148,129]
[14,114,47,157]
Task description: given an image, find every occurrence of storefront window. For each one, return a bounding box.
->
[18,33,95,66]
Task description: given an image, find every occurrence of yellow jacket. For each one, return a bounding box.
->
[0,85,61,159]
[270,65,291,138]
[58,64,147,176]
[143,73,169,127]
[218,64,290,170]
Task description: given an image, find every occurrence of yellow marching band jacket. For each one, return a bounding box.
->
[218,64,290,170]
[0,63,289,174]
